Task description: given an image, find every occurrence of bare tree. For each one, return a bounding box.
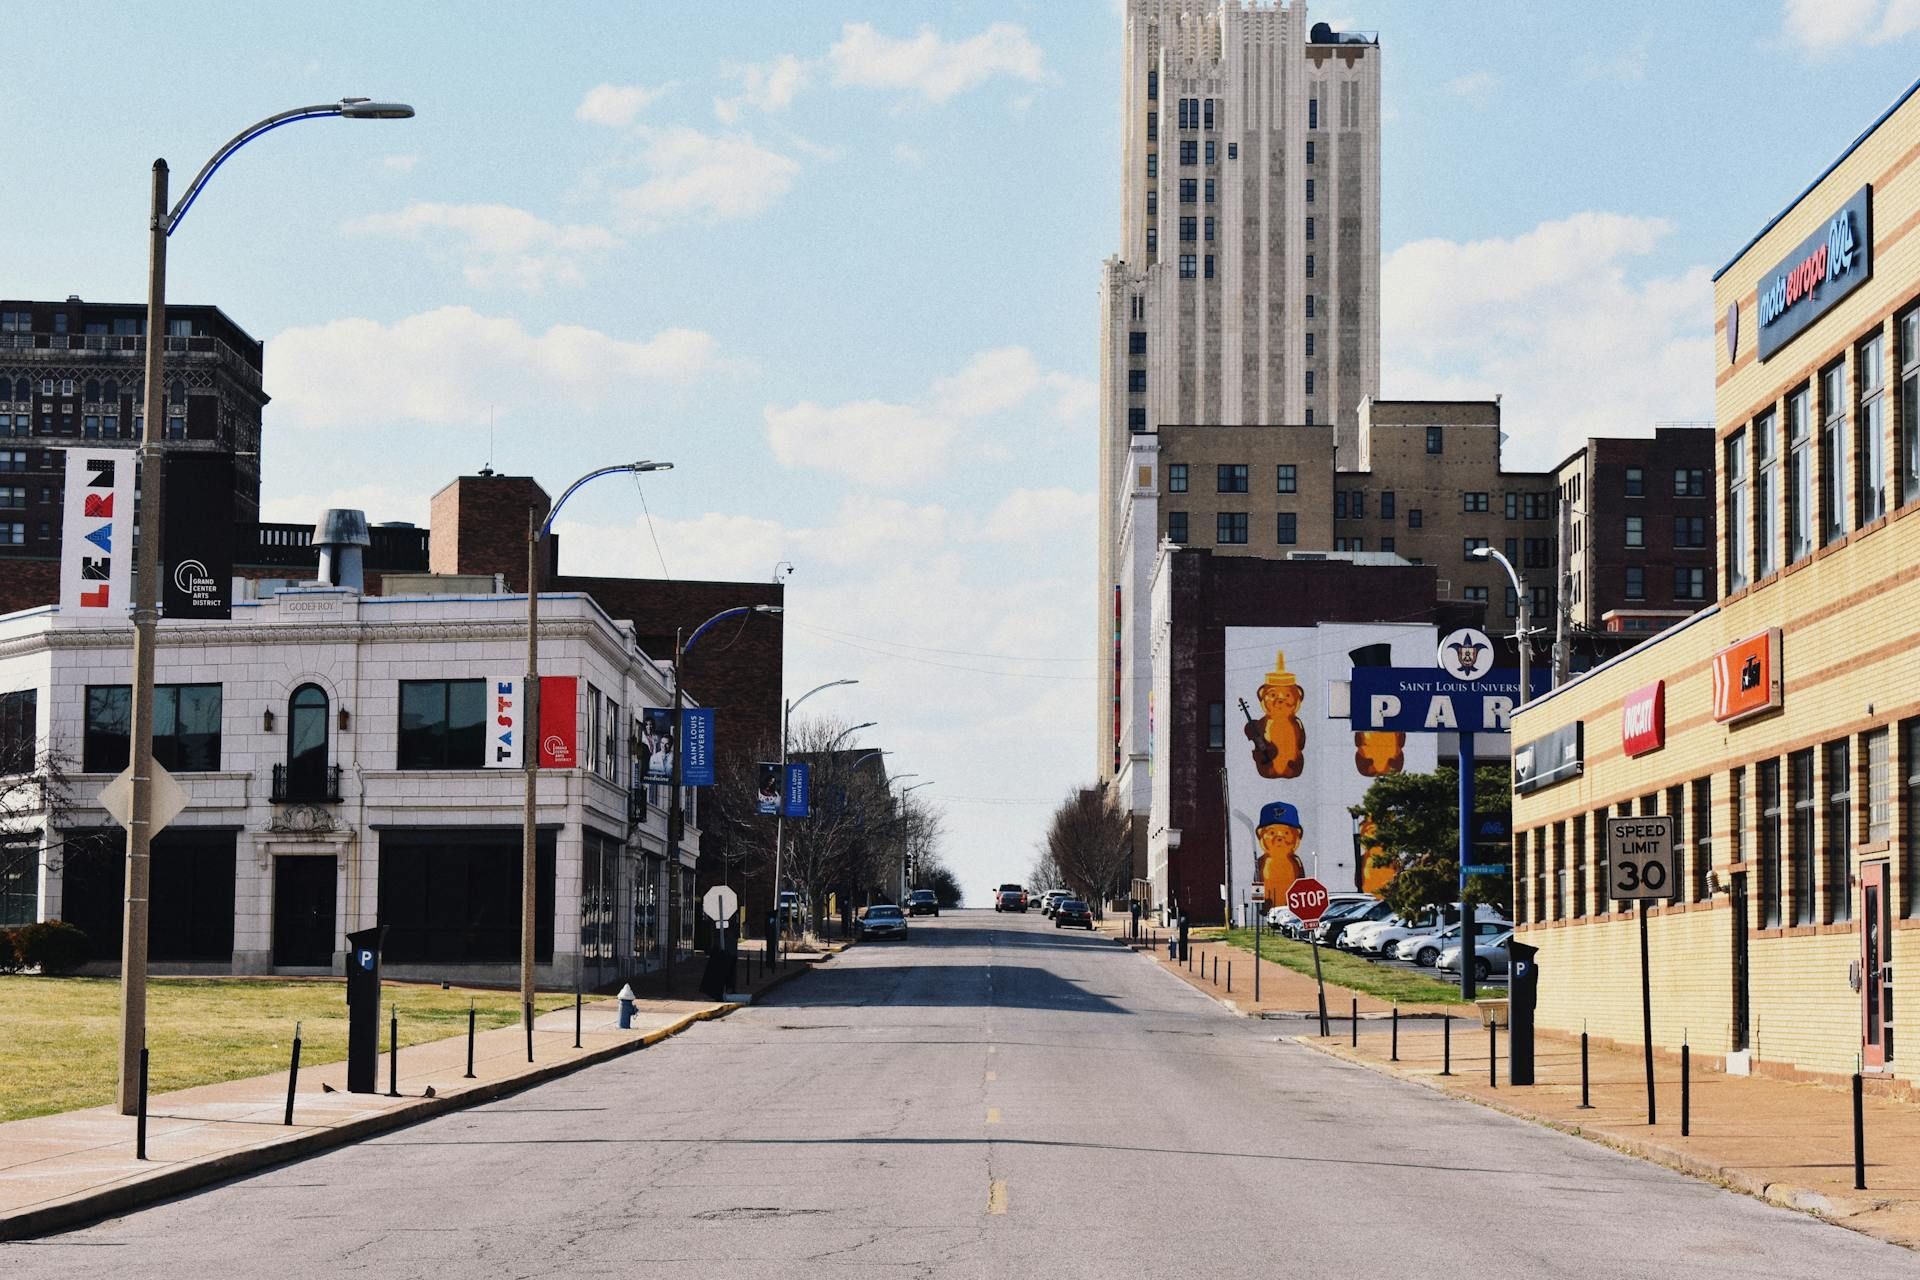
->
[1027,845,1065,895]
[0,722,76,926]
[1045,783,1132,917]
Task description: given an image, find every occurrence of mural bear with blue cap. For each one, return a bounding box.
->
[1255,800,1305,905]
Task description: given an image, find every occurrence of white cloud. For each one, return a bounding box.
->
[1444,71,1497,100]
[892,143,924,167]
[828,21,1044,103]
[1781,0,1920,49]
[611,126,800,229]
[764,347,1089,487]
[974,488,1096,543]
[1575,35,1648,81]
[344,202,619,292]
[575,82,670,127]
[381,153,419,172]
[1382,213,1713,469]
[268,306,721,430]
[714,54,811,124]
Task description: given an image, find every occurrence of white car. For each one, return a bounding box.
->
[1265,893,1372,938]
[1341,915,1410,952]
[1040,890,1071,916]
[1364,915,1446,957]
[1398,918,1513,967]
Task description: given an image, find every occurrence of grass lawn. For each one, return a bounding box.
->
[0,977,575,1123]
[1209,928,1502,1005]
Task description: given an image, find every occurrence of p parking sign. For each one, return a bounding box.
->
[1605,815,1677,900]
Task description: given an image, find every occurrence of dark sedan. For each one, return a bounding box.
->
[907,889,940,917]
[1053,899,1094,929]
[856,905,909,940]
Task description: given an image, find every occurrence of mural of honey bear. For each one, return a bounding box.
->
[1348,642,1406,778]
[1240,650,1305,778]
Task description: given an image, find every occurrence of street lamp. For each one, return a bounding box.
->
[1469,545,1530,708]
[824,721,876,753]
[896,780,934,901]
[773,679,856,941]
[521,461,673,1037]
[663,603,780,966]
[119,98,414,1114]
[1467,544,1531,1001]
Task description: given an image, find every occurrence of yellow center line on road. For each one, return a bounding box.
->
[987,1180,1009,1215]
[986,1107,1001,1124]
[985,1070,997,1081]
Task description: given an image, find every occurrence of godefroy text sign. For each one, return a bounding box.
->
[1756,185,1872,361]
[1621,680,1666,757]
[1711,629,1782,724]
[1351,667,1550,735]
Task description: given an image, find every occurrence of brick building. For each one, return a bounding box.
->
[1509,79,1920,1089]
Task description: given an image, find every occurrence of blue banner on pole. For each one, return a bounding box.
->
[1350,667,1550,735]
[783,762,811,818]
[680,708,715,786]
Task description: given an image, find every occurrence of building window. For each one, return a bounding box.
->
[1351,490,1366,519]
[1179,254,1197,279]
[1304,408,1314,425]
[1425,425,1443,454]
[1207,702,1224,749]
[1754,411,1778,578]
[1334,537,1362,553]
[1309,97,1319,129]
[1179,178,1196,203]
[1227,142,1237,159]
[1305,333,1315,357]
[1866,728,1891,844]
[0,486,21,509]
[1691,778,1713,903]
[1625,466,1644,497]
[1306,139,1316,165]
[1826,741,1853,923]
[1673,566,1707,600]
[1306,295,1316,319]
[1204,98,1214,129]
[1787,385,1813,563]
[1129,369,1147,393]
[1900,308,1920,508]
[1462,492,1488,513]
[1759,758,1783,927]
[1306,216,1315,241]
[285,684,331,801]
[1380,491,1396,520]
[1525,492,1550,520]
[1625,515,1644,548]
[1276,512,1297,545]
[1625,565,1645,600]
[1147,154,1157,178]
[1785,749,1817,926]
[1334,491,1348,518]
[1146,228,1157,255]
[1205,216,1215,242]
[1148,69,1157,99]
[1305,253,1315,278]
[1205,140,1215,164]
[1167,511,1188,543]
[1674,516,1706,547]
[1147,111,1158,143]
[1821,360,1849,545]
[1177,97,1190,129]
[1179,216,1197,242]
[1408,508,1423,528]
[1146,190,1157,215]
[398,678,487,770]
[0,688,36,774]
[1380,536,1395,554]
[1523,537,1550,569]
[1205,178,1215,203]
[1204,254,1214,279]
[1168,463,1188,493]
[1216,512,1248,544]
[1463,537,1488,560]
[1305,371,1315,396]
[1274,464,1297,494]
[1180,141,1198,165]
[84,683,222,774]
[1673,467,1706,497]
[1217,463,1248,493]
[1305,178,1315,203]
[1128,407,1147,432]
[1725,428,1749,593]
[1130,330,1147,355]
[1859,332,1887,525]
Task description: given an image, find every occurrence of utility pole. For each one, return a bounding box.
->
[1553,493,1573,688]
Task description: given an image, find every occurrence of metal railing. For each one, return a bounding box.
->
[271,763,342,804]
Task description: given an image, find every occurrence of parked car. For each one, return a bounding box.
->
[1314,899,1393,947]
[1399,918,1512,967]
[1340,914,1409,953]
[907,889,940,917]
[1053,898,1094,929]
[1377,907,1506,958]
[995,884,1028,912]
[1040,889,1070,916]
[856,904,909,940]
[1270,894,1371,939]
[1438,929,1513,980]
[1359,913,1443,957]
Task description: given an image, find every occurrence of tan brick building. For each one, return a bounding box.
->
[1509,79,1920,1089]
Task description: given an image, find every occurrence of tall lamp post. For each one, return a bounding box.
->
[896,780,934,901]
[773,679,856,942]
[664,603,781,961]
[1469,545,1532,1001]
[119,98,413,1114]
[522,461,672,1035]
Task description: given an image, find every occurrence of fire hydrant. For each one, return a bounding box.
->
[617,982,636,1030]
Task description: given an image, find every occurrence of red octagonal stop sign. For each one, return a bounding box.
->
[1286,878,1330,924]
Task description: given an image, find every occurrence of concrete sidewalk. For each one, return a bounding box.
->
[1296,1015,1920,1250]
[0,954,824,1241]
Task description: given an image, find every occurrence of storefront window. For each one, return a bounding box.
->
[1570,814,1587,919]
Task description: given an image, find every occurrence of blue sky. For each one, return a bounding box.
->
[4,2,1918,899]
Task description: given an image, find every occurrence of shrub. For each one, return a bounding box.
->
[0,928,20,974]
[14,920,90,975]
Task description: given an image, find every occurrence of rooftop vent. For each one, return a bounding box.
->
[314,508,371,591]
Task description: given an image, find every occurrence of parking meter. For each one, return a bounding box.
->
[1508,939,1539,1086]
[344,926,387,1094]
[1177,914,1190,963]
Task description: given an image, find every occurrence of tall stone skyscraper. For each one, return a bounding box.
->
[1096,3,1381,787]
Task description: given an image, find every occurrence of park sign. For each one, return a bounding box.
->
[1351,667,1550,735]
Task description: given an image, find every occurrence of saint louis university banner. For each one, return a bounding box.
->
[59,449,134,625]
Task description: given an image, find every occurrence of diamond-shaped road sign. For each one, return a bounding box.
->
[98,763,189,836]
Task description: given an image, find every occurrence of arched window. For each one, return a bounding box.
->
[168,379,185,405]
[286,684,330,800]
[12,378,26,403]
[102,379,119,402]
[84,379,100,403]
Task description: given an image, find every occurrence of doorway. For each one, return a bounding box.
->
[1730,871,1751,1052]
[1863,861,1894,1069]
[273,856,337,968]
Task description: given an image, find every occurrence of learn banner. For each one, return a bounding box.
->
[59,449,134,625]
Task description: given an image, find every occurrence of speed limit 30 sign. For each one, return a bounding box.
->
[1606,815,1677,900]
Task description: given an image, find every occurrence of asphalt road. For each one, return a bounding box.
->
[6,910,1917,1278]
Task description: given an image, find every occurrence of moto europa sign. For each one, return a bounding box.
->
[1755,185,1872,361]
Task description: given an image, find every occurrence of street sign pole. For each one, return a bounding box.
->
[1310,931,1329,1036]
[1605,813,1676,1126]
[1640,898,1655,1125]
[1253,897,1261,1004]
[1458,732,1475,1001]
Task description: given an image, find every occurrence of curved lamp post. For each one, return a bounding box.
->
[773,679,856,941]
[1467,544,1532,1002]
[120,98,414,1114]
[896,780,935,900]
[521,461,672,1034]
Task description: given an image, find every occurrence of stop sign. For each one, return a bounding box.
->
[1286,878,1331,924]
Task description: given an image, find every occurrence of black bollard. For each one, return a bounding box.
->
[1350,997,1358,1048]
[1850,1074,1866,1189]
[525,1000,534,1063]
[284,1021,303,1126]
[1681,1043,1691,1137]
[136,1047,149,1161]
[464,1002,476,1080]
[1441,1017,1452,1076]
[1391,1006,1399,1062]
[574,986,583,1050]
[388,1011,400,1098]
[1226,960,1232,994]
[1578,1032,1592,1108]
[1488,1021,1497,1088]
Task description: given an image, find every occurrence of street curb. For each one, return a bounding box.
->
[0,960,820,1243]
[1289,1035,1913,1247]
